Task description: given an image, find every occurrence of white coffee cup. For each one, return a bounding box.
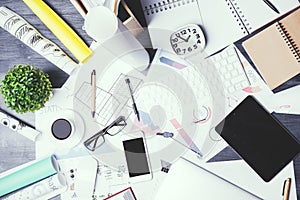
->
[83,6,150,72]
[84,6,118,42]
[48,110,85,149]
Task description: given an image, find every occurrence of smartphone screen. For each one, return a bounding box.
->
[122,137,150,178]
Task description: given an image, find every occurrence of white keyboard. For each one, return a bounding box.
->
[193,46,251,118]
[207,46,250,96]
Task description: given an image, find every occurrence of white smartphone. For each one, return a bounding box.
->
[122,137,152,183]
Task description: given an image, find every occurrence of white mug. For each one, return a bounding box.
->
[49,112,85,149]
[84,6,118,42]
[83,6,150,72]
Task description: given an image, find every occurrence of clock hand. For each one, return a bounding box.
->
[177,35,189,42]
[185,35,191,42]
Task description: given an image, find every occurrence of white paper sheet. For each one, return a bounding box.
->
[195,160,297,200]
[154,157,261,200]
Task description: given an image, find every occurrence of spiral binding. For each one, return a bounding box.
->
[276,22,300,62]
[144,0,195,15]
[225,0,252,34]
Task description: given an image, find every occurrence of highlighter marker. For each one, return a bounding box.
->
[159,56,188,69]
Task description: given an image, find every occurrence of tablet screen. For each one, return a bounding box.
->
[215,96,300,182]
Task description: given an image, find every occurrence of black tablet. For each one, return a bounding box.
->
[215,96,300,182]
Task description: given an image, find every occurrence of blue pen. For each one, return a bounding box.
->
[156,132,174,138]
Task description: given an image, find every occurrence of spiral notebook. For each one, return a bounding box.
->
[140,0,299,55]
[197,0,299,55]
[242,6,300,90]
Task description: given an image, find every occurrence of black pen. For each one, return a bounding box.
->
[91,69,96,118]
[125,78,141,121]
[262,0,280,14]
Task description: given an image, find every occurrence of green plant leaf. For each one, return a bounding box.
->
[0,64,52,113]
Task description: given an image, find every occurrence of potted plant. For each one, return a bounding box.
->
[0,64,52,113]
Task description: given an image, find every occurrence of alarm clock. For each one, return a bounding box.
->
[170,24,206,56]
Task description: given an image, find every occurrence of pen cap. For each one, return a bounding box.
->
[23,0,93,63]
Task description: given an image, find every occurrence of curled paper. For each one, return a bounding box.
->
[0,109,41,141]
[0,155,60,197]
[0,6,78,74]
[2,173,67,200]
[23,0,93,63]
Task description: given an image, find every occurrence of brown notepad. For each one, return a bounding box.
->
[242,7,300,90]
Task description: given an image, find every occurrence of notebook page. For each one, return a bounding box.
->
[233,0,276,32]
[242,23,300,90]
[197,0,247,55]
[234,0,299,32]
[140,0,203,53]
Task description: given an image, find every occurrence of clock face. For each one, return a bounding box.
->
[170,24,206,56]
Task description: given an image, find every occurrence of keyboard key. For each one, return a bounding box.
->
[235,83,243,90]
[231,75,246,85]
[231,69,238,77]
[224,73,231,79]
[220,59,228,66]
[213,53,222,61]
[224,81,231,88]
[227,55,238,63]
[227,47,236,55]
[219,66,227,74]
[226,63,234,71]
[241,81,250,88]
[228,86,235,93]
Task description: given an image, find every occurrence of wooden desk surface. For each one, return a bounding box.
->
[0,1,299,199]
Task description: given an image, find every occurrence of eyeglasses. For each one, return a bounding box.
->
[84,116,127,151]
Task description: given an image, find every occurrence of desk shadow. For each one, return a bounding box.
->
[208,146,241,163]
[46,68,69,89]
